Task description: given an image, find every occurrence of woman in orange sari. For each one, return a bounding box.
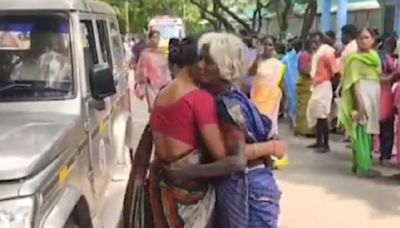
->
[251,36,286,135]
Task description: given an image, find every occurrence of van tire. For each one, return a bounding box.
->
[64,216,80,228]
[64,197,93,228]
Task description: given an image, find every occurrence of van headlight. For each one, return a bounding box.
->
[0,197,34,228]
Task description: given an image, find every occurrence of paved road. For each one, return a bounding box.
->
[97,98,400,228]
[277,125,400,228]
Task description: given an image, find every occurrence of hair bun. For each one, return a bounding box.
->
[171,37,197,67]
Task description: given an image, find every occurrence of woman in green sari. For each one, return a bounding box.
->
[340,28,382,177]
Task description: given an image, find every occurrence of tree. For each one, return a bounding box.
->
[101,0,318,39]
[251,0,272,34]
[189,0,236,31]
[297,0,318,39]
[269,0,294,39]
[100,0,205,34]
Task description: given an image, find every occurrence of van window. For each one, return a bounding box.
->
[0,13,74,102]
[109,20,125,70]
[80,20,98,80]
[96,20,112,68]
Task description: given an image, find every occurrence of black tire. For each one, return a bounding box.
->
[64,216,80,228]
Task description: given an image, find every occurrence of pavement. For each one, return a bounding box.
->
[95,98,400,228]
[277,126,400,228]
[93,98,149,228]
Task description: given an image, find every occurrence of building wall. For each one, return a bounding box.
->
[262,8,381,37]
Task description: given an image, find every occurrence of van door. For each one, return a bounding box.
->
[107,18,130,168]
[80,18,113,201]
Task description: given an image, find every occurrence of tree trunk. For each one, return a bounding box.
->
[252,0,263,32]
[215,0,254,34]
[257,8,263,33]
[190,0,235,32]
[251,4,259,31]
[201,11,218,30]
[300,0,318,39]
[279,0,293,40]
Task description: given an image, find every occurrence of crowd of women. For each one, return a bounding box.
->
[119,24,400,227]
[278,25,400,177]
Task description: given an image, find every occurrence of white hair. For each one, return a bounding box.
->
[198,32,249,85]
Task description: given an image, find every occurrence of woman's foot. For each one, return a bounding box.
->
[305,133,316,138]
[316,146,330,154]
[307,143,322,149]
[379,158,391,166]
[356,170,381,178]
[342,138,351,143]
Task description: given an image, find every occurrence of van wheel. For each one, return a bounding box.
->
[64,216,80,228]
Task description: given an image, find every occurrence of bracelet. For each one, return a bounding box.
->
[253,144,258,157]
[272,140,276,156]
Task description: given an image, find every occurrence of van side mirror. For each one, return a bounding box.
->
[89,64,116,100]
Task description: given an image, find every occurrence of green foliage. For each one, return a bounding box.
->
[100,0,317,38]
[100,0,204,34]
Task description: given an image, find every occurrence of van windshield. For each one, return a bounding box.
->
[151,24,182,40]
[0,13,73,102]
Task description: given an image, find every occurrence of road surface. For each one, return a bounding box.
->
[96,98,400,228]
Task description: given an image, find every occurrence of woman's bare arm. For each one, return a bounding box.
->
[168,124,247,180]
[245,140,287,160]
[381,73,395,82]
[168,124,287,180]
[169,143,246,180]
[353,81,367,122]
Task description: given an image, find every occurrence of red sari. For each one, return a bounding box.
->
[374,52,395,160]
[122,89,217,228]
[393,59,400,164]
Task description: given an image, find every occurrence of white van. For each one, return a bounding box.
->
[0,0,133,227]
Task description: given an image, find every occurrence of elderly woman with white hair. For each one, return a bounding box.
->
[122,35,286,228]
[195,32,284,228]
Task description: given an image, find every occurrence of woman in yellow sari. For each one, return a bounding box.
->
[251,35,286,135]
[251,36,288,169]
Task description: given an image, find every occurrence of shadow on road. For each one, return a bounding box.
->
[277,124,400,218]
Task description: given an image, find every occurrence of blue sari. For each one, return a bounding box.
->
[214,89,282,228]
[282,50,299,123]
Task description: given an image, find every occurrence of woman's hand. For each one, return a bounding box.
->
[355,106,367,124]
[163,143,247,181]
[271,140,287,159]
[164,164,191,184]
[271,134,280,140]
[381,73,394,82]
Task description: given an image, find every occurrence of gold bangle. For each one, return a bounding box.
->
[272,140,276,156]
[253,144,258,157]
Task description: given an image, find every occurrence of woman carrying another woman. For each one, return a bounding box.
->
[135,30,171,112]
[123,36,286,228]
[340,28,382,177]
